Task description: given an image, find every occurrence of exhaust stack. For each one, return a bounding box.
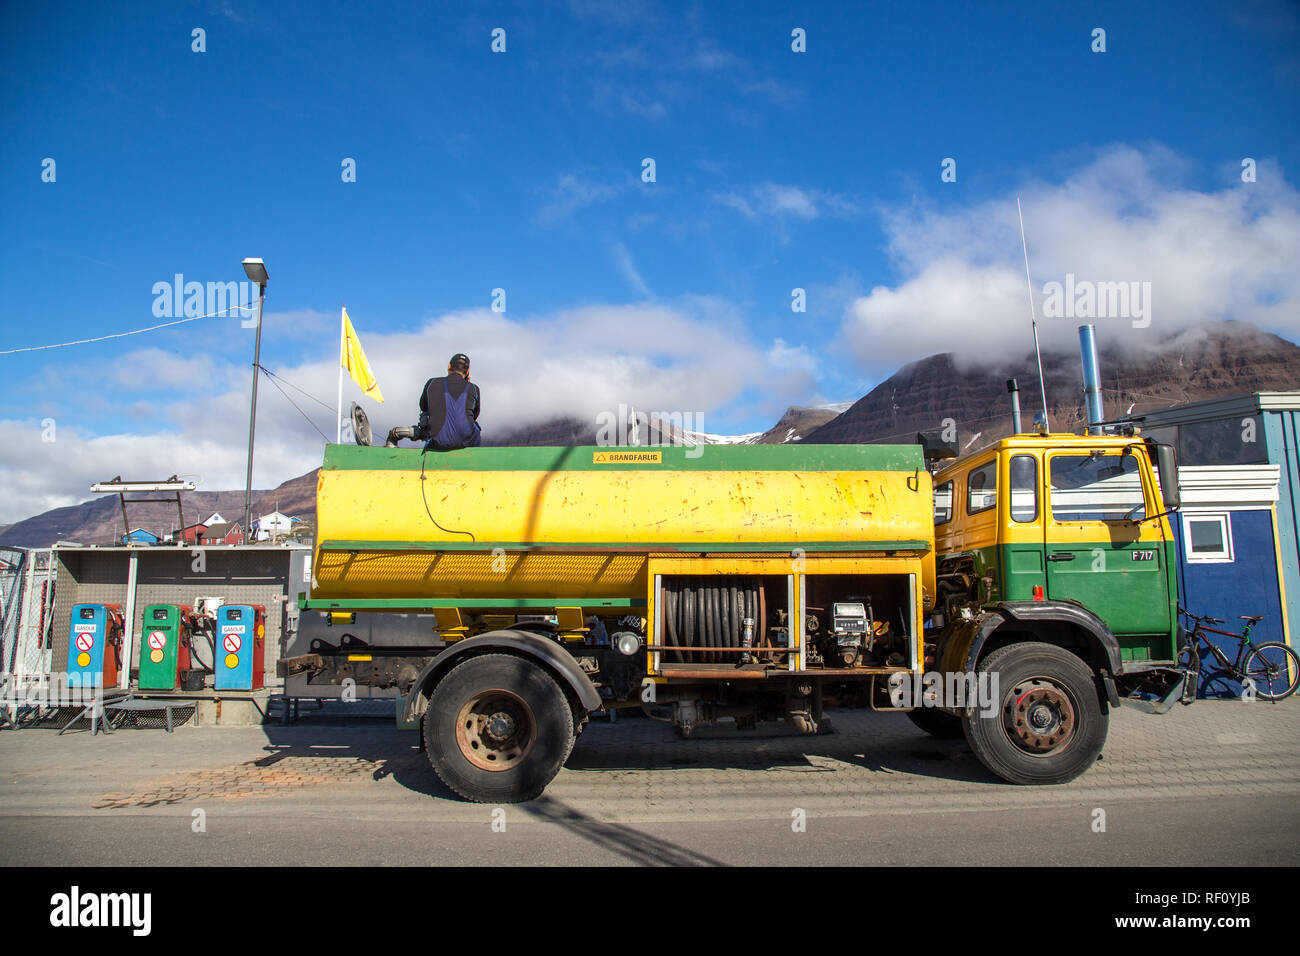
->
[1006,379,1022,434]
[1078,324,1104,435]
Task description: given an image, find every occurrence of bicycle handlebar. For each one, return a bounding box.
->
[1178,607,1225,626]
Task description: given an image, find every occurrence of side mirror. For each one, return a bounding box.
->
[1154,442,1180,511]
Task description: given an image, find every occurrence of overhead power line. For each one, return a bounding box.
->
[0,301,257,355]
[259,369,332,444]
[257,364,337,413]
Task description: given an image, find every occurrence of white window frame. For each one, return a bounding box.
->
[1182,512,1234,564]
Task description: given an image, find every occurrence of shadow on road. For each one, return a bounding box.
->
[518,796,727,866]
[563,716,989,783]
[247,707,993,804]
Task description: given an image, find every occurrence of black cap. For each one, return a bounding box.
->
[449,353,470,372]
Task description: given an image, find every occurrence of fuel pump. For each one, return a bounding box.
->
[67,604,124,688]
[138,604,207,691]
[214,604,267,690]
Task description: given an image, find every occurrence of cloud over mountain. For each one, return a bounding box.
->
[842,146,1300,375]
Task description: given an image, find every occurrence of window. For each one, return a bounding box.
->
[966,461,997,515]
[1009,455,1038,523]
[1049,453,1146,522]
[1180,417,1269,466]
[934,480,953,525]
[1183,513,1234,563]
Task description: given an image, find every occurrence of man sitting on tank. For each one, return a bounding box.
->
[419,352,482,450]
[384,353,483,449]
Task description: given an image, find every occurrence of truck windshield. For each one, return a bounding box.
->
[1049,454,1146,522]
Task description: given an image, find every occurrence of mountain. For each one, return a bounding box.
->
[484,417,594,446]
[752,404,852,444]
[5,321,1297,548]
[805,322,1300,447]
[0,478,318,550]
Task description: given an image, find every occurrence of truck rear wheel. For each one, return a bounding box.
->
[424,653,576,803]
[962,642,1107,785]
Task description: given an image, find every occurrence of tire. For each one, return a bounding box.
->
[1243,643,1300,701]
[906,707,965,739]
[423,653,576,803]
[962,641,1108,785]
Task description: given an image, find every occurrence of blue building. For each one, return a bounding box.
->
[121,528,161,546]
[1138,390,1300,650]
[1164,465,1286,696]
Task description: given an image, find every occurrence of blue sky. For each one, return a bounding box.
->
[1,0,1298,522]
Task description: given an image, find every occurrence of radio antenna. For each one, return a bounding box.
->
[1017,196,1050,431]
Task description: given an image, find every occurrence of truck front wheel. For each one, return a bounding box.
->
[424,653,576,803]
[963,642,1107,785]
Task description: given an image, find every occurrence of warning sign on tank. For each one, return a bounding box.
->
[593,451,662,464]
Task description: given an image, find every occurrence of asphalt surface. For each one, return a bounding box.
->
[2,700,1298,866]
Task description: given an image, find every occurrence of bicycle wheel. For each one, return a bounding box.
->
[1176,641,1201,704]
[1243,643,1300,701]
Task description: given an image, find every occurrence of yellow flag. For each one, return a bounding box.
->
[340,308,384,403]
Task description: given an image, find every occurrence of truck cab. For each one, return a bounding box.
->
[915,431,1186,785]
[932,433,1180,664]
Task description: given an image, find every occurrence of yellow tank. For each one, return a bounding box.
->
[311,443,932,604]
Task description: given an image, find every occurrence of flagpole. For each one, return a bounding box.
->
[337,305,345,444]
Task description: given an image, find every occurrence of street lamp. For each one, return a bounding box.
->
[242,257,269,541]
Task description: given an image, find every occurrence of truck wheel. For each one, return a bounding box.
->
[907,707,965,739]
[424,653,576,803]
[962,642,1107,785]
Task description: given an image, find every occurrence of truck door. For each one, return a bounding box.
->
[1043,448,1170,636]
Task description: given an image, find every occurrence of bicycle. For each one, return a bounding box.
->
[1178,608,1300,703]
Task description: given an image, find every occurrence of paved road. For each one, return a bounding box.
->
[2,700,1298,866]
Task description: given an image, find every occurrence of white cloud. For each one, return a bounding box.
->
[619,92,667,120]
[841,146,1300,374]
[108,348,215,390]
[767,338,816,373]
[536,174,622,225]
[714,182,858,221]
[0,298,812,523]
[612,242,651,297]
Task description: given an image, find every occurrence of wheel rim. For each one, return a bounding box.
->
[1246,647,1295,698]
[455,688,536,772]
[1001,676,1077,757]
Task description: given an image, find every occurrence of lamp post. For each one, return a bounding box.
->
[241,258,269,542]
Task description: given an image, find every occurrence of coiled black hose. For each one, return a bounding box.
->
[662,577,760,664]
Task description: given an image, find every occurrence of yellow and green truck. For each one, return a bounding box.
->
[284,430,1185,802]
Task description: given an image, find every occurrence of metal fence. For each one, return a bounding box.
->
[1,548,58,723]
